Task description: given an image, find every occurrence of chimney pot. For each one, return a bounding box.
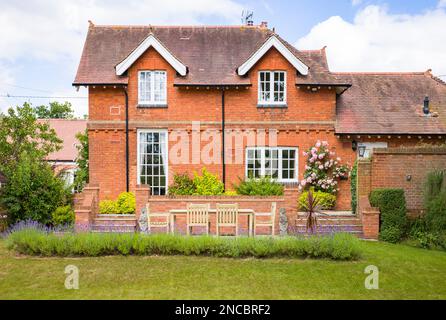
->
[260,21,268,28]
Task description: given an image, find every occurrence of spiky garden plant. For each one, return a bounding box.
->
[302,190,321,234]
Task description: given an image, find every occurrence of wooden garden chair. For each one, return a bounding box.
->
[254,202,277,236]
[216,203,238,237]
[186,203,210,236]
[146,203,170,234]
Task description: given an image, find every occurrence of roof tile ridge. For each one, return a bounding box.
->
[88,24,260,29]
[331,71,426,76]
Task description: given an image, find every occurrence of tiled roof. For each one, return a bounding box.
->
[39,119,87,162]
[73,25,340,86]
[335,72,446,134]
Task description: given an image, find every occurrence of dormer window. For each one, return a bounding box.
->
[138,70,167,106]
[258,71,286,106]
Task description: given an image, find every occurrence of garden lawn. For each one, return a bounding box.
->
[0,239,445,299]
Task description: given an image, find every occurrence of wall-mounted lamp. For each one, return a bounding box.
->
[352,140,358,151]
[406,175,412,182]
[358,146,366,158]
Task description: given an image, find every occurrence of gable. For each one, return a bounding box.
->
[115,34,187,76]
[237,36,309,76]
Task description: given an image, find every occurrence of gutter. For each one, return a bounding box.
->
[221,88,226,190]
[123,88,130,192]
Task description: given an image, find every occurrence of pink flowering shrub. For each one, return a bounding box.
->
[299,140,350,194]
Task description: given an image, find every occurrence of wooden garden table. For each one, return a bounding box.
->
[169,208,255,236]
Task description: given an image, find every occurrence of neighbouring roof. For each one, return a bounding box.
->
[39,119,87,162]
[73,25,342,86]
[335,72,446,135]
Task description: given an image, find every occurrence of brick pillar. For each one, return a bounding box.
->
[357,159,372,216]
[284,187,299,225]
[74,184,100,231]
[135,185,150,218]
[362,208,380,240]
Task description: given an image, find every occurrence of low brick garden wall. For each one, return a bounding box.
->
[136,186,286,235]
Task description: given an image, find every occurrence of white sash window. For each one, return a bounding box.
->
[137,130,168,195]
[246,147,298,182]
[138,71,167,105]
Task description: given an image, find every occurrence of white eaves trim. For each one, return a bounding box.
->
[237,36,309,76]
[116,34,187,76]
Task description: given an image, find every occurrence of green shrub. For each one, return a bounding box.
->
[350,161,357,214]
[233,177,284,196]
[0,152,70,225]
[169,173,196,195]
[425,190,446,233]
[408,217,428,238]
[6,229,362,261]
[193,168,224,195]
[98,192,135,214]
[52,206,75,226]
[298,188,336,210]
[99,200,119,214]
[423,169,445,205]
[369,188,407,243]
[116,192,136,214]
[379,225,403,243]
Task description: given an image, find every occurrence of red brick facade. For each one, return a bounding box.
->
[87,47,358,209]
[370,148,446,215]
[85,45,445,214]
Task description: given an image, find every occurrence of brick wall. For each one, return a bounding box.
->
[370,147,446,214]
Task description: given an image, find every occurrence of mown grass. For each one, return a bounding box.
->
[5,230,361,260]
[0,238,445,299]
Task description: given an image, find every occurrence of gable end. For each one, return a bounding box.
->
[115,33,187,76]
[237,35,309,76]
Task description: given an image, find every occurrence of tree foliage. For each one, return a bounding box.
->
[0,103,62,174]
[0,152,70,225]
[73,129,89,192]
[0,103,68,225]
[34,101,74,119]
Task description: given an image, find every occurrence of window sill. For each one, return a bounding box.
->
[257,104,287,108]
[137,104,168,108]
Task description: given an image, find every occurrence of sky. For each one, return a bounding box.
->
[0,0,445,117]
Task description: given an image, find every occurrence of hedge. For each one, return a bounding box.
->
[369,188,407,243]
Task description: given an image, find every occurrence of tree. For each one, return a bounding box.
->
[73,129,89,192]
[0,103,62,173]
[0,103,68,225]
[34,101,74,119]
[0,152,70,225]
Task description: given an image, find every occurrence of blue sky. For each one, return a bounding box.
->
[0,0,445,116]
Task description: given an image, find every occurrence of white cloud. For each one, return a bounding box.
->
[352,0,363,6]
[0,0,243,63]
[0,0,243,116]
[296,4,446,76]
[439,0,446,8]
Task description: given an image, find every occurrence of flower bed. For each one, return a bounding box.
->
[6,227,362,261]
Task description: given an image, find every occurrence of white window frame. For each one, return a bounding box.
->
[137,129,169,195]
[258,71,287,106]
[138,70,167,106]
[245,147,298,183]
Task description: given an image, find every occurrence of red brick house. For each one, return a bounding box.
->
[73,22,446,212]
